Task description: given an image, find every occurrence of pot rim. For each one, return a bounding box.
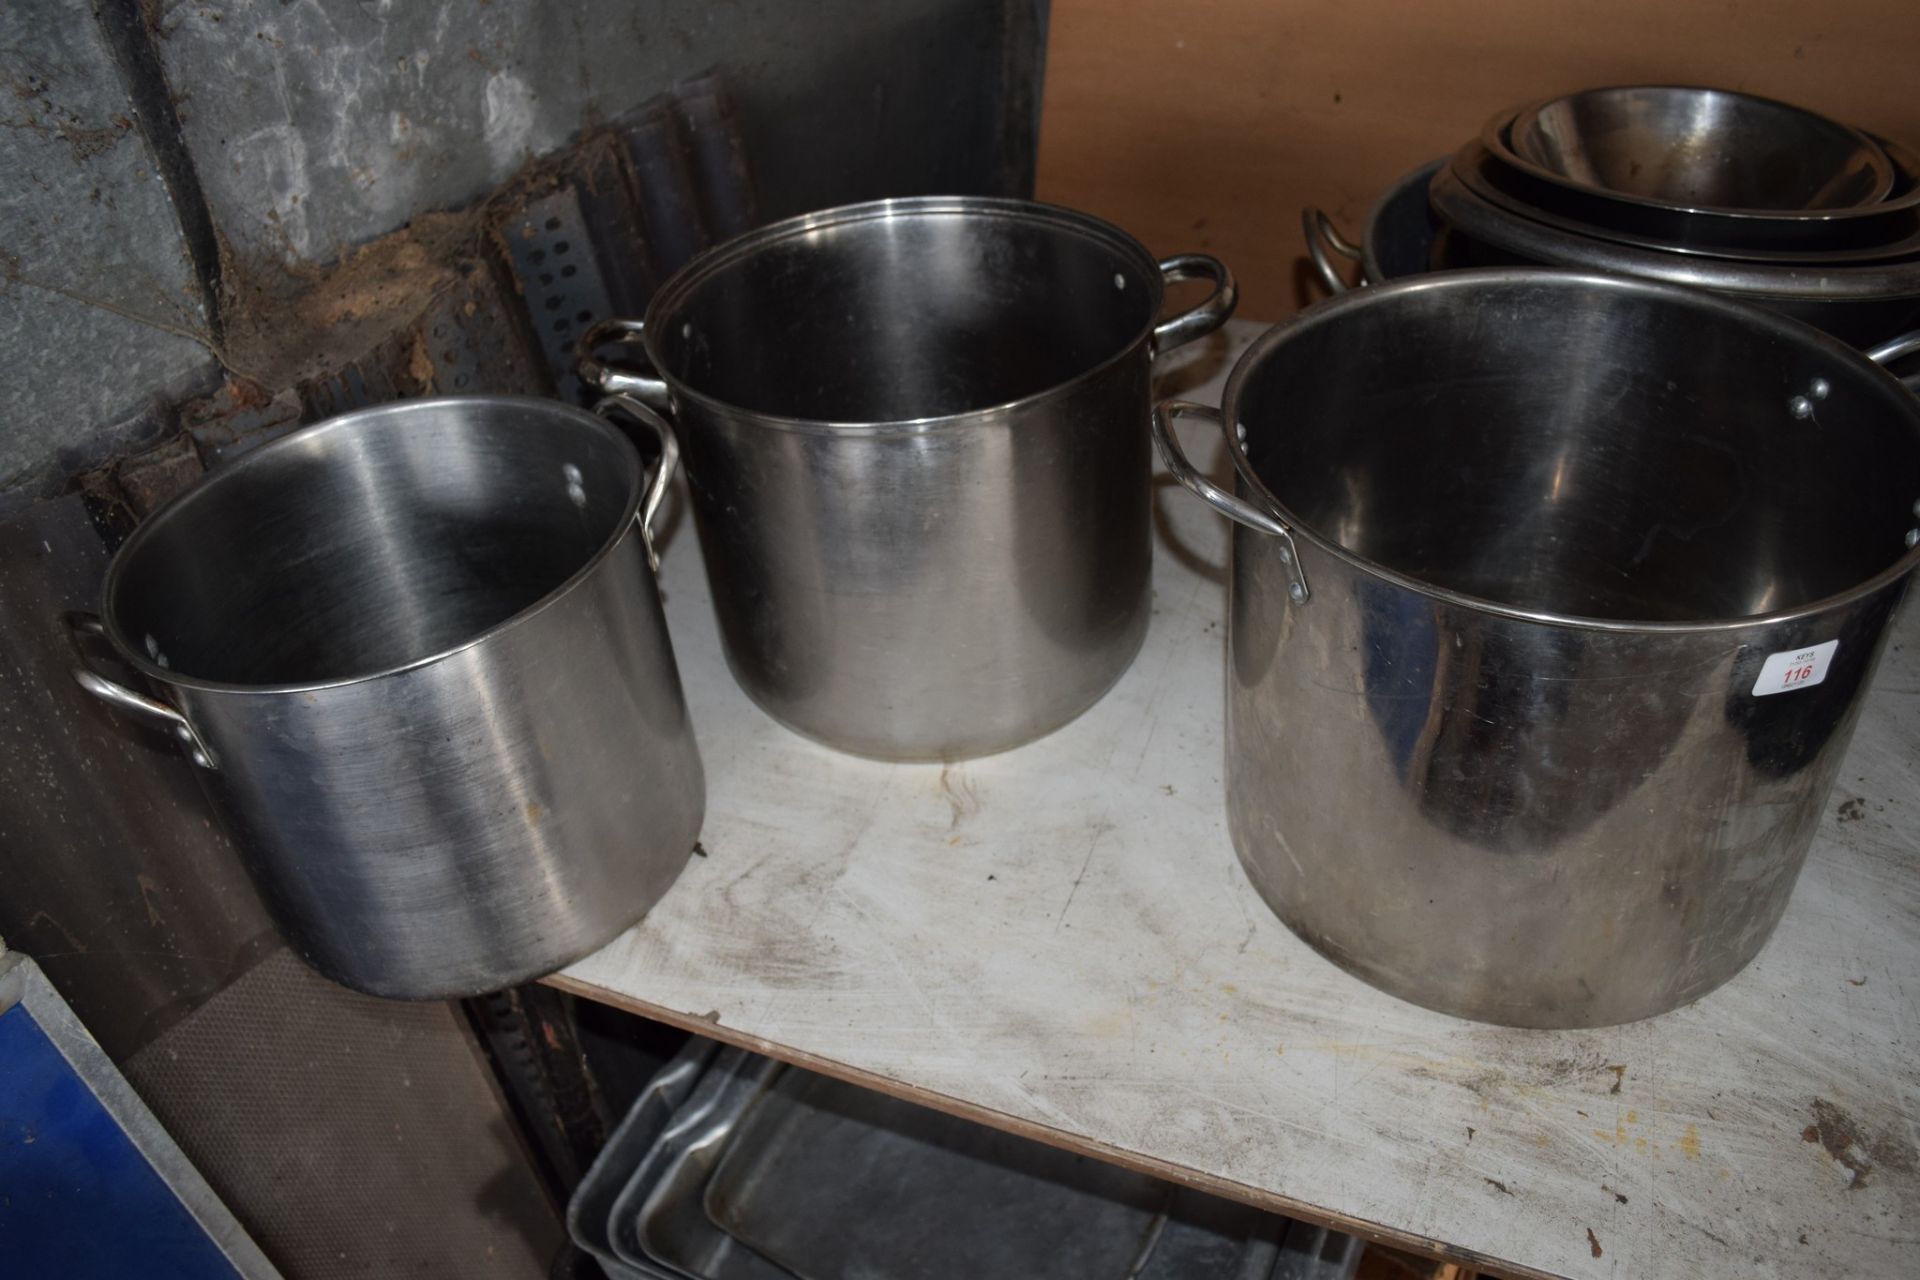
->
[639,194,1170,435]
[1221,267,1920,635]
[100,395,648,696]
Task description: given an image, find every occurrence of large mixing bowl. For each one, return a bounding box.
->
[1481,111,1920,253]
[1508,86,1893,212]
[1459,137,1920,264]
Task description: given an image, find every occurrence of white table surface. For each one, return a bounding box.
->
[558,321,1920,1280]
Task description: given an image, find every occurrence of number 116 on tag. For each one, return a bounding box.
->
[1752,639,1840,697]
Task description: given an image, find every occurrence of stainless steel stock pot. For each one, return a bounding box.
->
[70,396,705,999]
[1155,271,1920,1027]
[581,196,1236,761]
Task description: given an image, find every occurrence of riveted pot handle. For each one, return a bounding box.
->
[577,317,673,411]
[1151,399,1311,603]
[1866,330,1920,367]
[1303,208,1360,296]
[592,393,681,573]
[1151,254,1239,357]
[65,613,216,769]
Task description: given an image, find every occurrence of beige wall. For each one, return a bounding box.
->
[1036,0,1920,320]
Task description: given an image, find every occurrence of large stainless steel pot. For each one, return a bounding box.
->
[579,196,1236,761]
[70,396,706,999]
[1154,271,1920,1027]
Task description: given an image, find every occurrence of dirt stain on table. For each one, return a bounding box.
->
[1804,1097,1918,1189]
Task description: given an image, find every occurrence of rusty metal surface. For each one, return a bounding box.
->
[494,186,622,404]
[114,435,204,517]
[674,76,760,245]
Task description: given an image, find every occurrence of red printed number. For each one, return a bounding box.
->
[1782,663,1815,687]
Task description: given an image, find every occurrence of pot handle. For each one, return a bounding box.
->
[1151,254,1239,356]
[65,613,216,768]
[577,317,673,412]
[1303,208,1360,296]
[1866,330,1920,367]
[592,393,682,573]
[1151,399,1311,603]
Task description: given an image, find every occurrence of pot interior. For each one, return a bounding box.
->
[1236,274,1920,622]
[655,206,1159,422]
[108,400,637,686]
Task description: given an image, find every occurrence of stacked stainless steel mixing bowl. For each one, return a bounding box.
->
[1309,85,1920,351]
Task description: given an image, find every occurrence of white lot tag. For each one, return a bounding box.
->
[1751,639,1840,697]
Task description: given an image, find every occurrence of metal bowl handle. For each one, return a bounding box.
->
[1150,399,1310,603]
[1151,254,1239,357]
[592,393,682,573]
[577,317,673,411]
[1303,208,1360,296]
[65,613,215,768]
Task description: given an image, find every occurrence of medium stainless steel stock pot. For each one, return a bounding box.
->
[70,396,706,999]
[579,196,1237,762]
[1154,270,1920,1028]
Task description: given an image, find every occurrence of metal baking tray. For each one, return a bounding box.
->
[611,1045,789,1279]
[584,1035,1365,1280]
[566,1036,718,1279]
[704,1067,1191,1279]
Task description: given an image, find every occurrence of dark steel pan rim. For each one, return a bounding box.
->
[1222,269,1920,635]
[99,395,647,697]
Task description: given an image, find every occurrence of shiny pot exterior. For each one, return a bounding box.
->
[582,197,1236,761]
[76,397,705,999]
[1155,271,1920,1027]
[674,363,1154,761]
[1226,527,1904,1028]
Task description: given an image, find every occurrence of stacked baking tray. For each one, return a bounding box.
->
[569,1038,1365,1280]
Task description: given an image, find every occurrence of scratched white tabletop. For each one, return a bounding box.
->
[558,321,1920,1280]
